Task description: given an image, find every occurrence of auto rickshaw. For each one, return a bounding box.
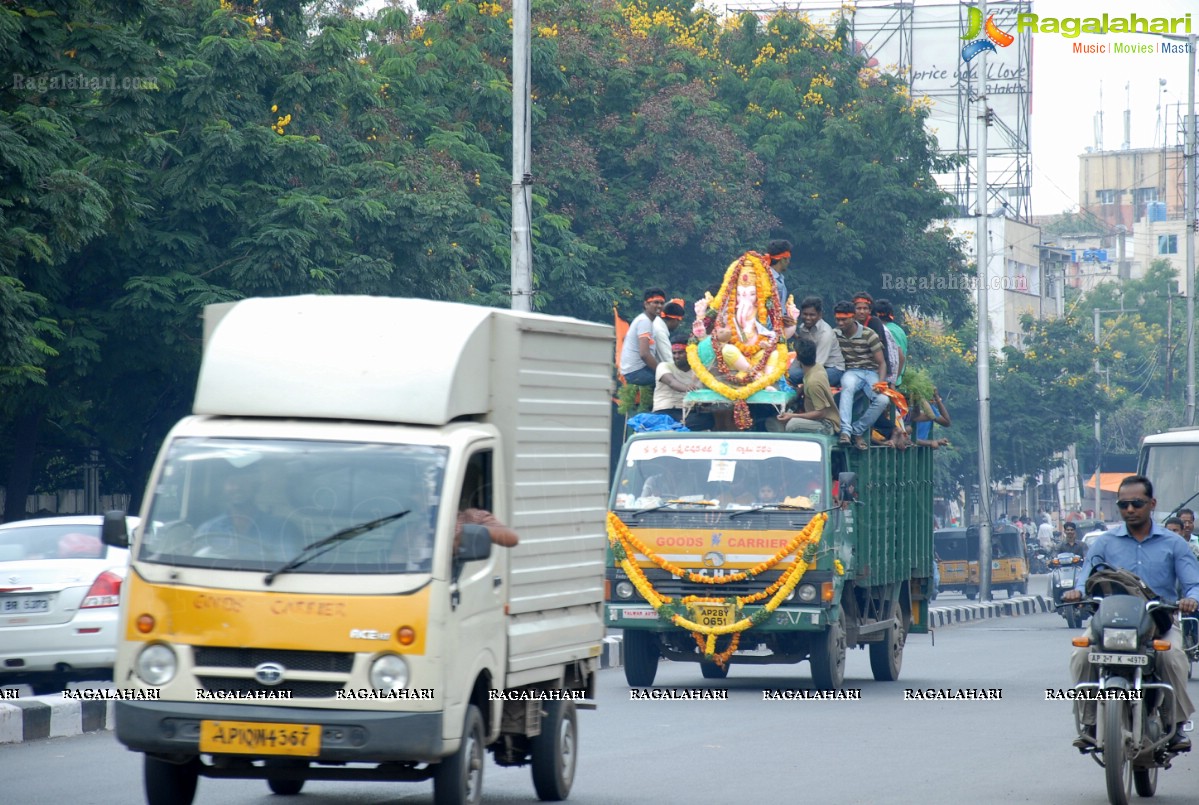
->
[935,524,1028,599]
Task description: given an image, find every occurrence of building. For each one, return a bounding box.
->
[1078,146,1185,232]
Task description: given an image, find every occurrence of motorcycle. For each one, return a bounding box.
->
[1182,615,1199,679]
[1050,552,1086,628]
[1027,544,1050,574]
[1070,594,1189,805]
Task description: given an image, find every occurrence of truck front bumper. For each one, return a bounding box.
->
[115,699,446,763]
[605,604,828,631]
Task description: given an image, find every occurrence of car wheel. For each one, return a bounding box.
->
[29,676,66,696]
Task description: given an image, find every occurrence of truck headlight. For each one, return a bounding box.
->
[370,654,409,692]
[136,643,177,686]
[615,581,634,599]
[1103,628,1138,651]
[797,584,818,603]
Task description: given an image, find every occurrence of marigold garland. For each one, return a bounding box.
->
[608,512,828,664]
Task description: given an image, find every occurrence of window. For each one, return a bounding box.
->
[1159,234,1178,255]
[1096,189,1117,205]
[1135,187,1158,205]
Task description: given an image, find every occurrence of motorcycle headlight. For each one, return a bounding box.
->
[136,643,177,686]
[615,581,634,599]
[1102,628,1138,651]
[369,654,409,692]
[797,583,818,603]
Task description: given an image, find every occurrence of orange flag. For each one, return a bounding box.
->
[613,303,629,383]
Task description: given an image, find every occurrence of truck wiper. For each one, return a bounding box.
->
[264,510,409,585]
[1166,490,1199,520]
[631,499,717,518]
[729,503,809,519]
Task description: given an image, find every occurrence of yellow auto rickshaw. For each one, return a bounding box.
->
[935,524,1028,599]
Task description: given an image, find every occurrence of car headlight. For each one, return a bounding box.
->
[797,583,818,603]
[615,581,635,599]
[1103,628,1138,651]
[136,643,177,686]
[369,654,409,692]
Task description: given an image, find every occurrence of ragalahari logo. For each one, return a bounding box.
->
[960,6,1015,62]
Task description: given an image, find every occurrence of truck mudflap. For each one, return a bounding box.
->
[115,700,446,764]
[908,597,929,634]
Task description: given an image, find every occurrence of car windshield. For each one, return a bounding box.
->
[611,437,825,510]
[0,523,107,563]
[139,437,446,574]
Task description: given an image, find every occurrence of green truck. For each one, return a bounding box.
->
[605,430,934,690]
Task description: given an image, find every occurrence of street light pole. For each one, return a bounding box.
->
[975,0,992,600]
[1185,33,1196,423]
[510,0,533,312]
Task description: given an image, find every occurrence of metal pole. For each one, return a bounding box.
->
[510,0,533,312]
[976,0,992,601]
[1093,308,1102,518]
[1186,33,1196,423]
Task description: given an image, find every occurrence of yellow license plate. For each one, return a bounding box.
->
[199,720,320,757]
[689,603,733,629]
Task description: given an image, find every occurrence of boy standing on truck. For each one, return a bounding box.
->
[619,288,666,386]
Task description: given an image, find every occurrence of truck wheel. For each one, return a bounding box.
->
[531,699,577,801]
[869,612,906,682]
[700,661,729,680]
[144,756,200,805]
[623,630,659,687]
[433,704,485,805]
[965,589,977,600]
[809,618,846,691]
[265,759,307,795]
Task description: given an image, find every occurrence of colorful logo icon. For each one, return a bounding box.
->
[961,6,1015,62]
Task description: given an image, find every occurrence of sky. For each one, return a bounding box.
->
[1022,0,1197,215]
[362,0,1194,217]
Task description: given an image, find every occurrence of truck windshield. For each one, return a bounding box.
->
[612,437,824,511]
[1141,444,1199,520]
[139,437,446,574]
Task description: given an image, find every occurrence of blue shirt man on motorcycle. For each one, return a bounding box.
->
[1063,475,1199,751]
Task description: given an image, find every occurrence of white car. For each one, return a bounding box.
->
[0,515,137,695]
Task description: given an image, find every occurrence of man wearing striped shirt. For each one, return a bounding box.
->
[833,300,889,450]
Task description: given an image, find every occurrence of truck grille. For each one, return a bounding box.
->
[193,647,354,674]
[195,676,345,699]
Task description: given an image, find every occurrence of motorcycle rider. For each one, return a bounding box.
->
[1054,521,1087,559]
[1063,475,1199,751]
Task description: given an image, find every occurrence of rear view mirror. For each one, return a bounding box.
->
[456,524,493,563]
[101,510,130,548]
[837,472,858,503]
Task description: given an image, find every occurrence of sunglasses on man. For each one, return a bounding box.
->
[1115,498,1149,510]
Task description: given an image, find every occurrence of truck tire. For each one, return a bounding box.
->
[623,630,659,687]
[700,661,729,680]
[809,618,846,691]
[869,612,905,682]
[530,699,577,801]
[144,756,200,805]
[265,759,307,795]
[965,589,977,600]
[433,704,485,805]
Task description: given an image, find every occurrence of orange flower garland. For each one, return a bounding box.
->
[607,512,829,664]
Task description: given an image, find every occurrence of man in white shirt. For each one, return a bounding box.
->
[653,300,686,365]
[654,334,713,430]
[619,288,665,386]
[788,296,844,387]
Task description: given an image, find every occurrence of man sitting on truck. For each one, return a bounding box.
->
[833,301,890,451]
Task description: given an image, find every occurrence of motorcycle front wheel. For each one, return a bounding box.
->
[1103,699,1132,805]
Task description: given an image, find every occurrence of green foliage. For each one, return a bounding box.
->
[616,381,654,415]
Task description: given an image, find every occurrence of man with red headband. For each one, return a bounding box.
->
[653,300,687,365]
[765,240,794,326]
[619,288,665,386]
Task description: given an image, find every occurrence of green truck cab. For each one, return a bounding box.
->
[606,430,933,690]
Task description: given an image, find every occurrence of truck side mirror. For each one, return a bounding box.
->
[837,472,858,503]
[456,524,493,563]
[101,510,130,548]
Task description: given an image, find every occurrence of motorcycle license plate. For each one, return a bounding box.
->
[1057,574,1075,588]
[1088,652,1148,666]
